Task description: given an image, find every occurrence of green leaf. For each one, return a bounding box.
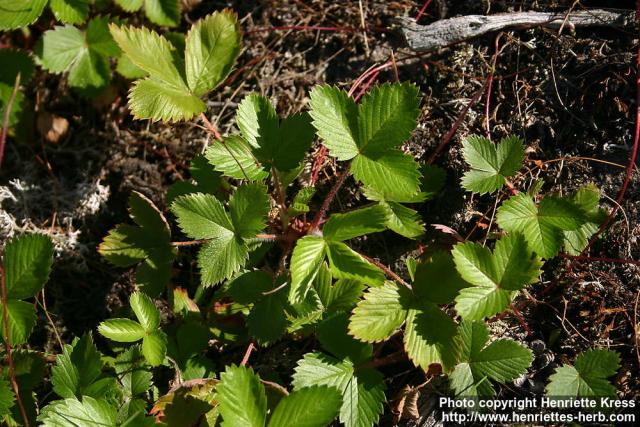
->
[453,234,541,320]
[292,352,354,391]
[289,187,316,217]
[142,330,167,366]
[563,184,606,255]
[316,274,365,314]
[0,300,36,345]
[205,135,268,180]
[198,235,248,286]
[38,397,117,427]
[109,23,186,90]
[0,379,14,418]
[247,292,288,346]
[309,85,359,160]
[546,349,619,398]
[348,282,407,342]
[356,82,420,155]
[130,291,160,332]
[98,319,146,342]
[185,10,240,96]
[318,313,372,364]
[289,236,326,303]
[449,320,532,398]
[379,201,424,238]
[100,192,175,296]
[276,113,316,170]
[171,192,233,240]
[461,135,524,194]
[229,183,269,238]
[404,305,460,372]
[496,193,586,258]
[38,18,117,95]
[217,365,267,427]
[128,78,205,122]
[267,385,341,427]
[3,233,54,300]
[0,0,47,30]
[115,346,152,398]
[114,0,143,12]
[144,0,181,27]
[0,49,35,128]
[51,334,105,399]
[49,0,89,25]
[413,251,468,305]
[351,150,421,201]
[326,241,384,285]
[323,205,387,242]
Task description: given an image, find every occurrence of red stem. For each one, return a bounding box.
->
[415,0,433,23]
[559,253,640,267]
[0,265,30,427]
[485,34,502,140]
[310,165,350,231]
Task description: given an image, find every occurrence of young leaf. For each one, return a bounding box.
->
[141,330,167,366]
[100,192,176,296]
[229,183,269,239]
[461,135,524,194]
[0,300,37,345]
[38,18,119,95]
[351,150,421,202]
[449,320,532,397]
[325,241,385,285]
[98,319,146,342]
[348,282,408,342]
[51,334,105,399]
[496,193,586,258]
[452,233,542,320]
[267,385,341,427]
[217,365,267,427]
[205,135,268,180]
[38,397,117,427]
[379,201,425,238]
[0,0,47,30]
[144,0,181,27]
[323,205,388,242]
[289,236,326,303]
[563,184,606,255]
[185,10,241,95]
[546,349,620,397]
[49,0,89,25]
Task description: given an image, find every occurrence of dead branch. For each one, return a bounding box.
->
[399,9,635,52]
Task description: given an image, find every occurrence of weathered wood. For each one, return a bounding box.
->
[399,9,635,52]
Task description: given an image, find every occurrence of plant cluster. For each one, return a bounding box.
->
[0,4,624,427]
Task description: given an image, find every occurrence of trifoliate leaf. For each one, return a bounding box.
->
[144,0,181,27]
[348,282,408,342]
[116,53,147,79]
[289,236,326,303]
[351,150,421,202]
[563,184,606,255]
[217,365,267,427]
[205,136,268,180]
[128,78,205,122]
[404,305,460,372]
[461,135,524,194]
[0,379,14,418]
[3,233,54,300]
[326,241,385,285]
[38,18,118,95]
[315,274,365,314]
[323,205,388,242]
[318,312,373,364]
[293,352,386,427]
[100,192,175,296]
[546,349,620,397]
[198,234,248,286]
[51,334,105,399]
[49,0,89,25]
[171,192,233,239]
[229,183,269,239]
[379,201,425,238]
[289,187,315,217]
[0,0,47,30]
[98,319,146,342]
[453,234,541,320]
[308,85,359,161]
[449,320,532,398]
[246,292,288,346]
[166,154,224,203]
[115,346,152,398]
[355,82,420,155]
[185,10,241,96]
[267,385,341,427]
[130,291,160,332]
[496,193,586,258]
[142,330,167,366]
[412,251,468,305]
[276,113,316,171]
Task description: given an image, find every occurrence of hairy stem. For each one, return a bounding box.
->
[310,164,351,232]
